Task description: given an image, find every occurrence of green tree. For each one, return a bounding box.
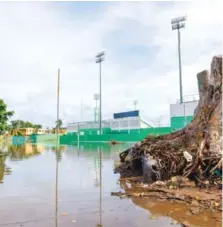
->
[33,124,42,134]
[34,124,42,129]
[10,120,42,130]
[55,119,63,129]
[11,120,25,129]
[24,121,34,128]
[0,99,14,134]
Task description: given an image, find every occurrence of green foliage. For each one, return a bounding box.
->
[0,99,14,134]
[0,99,43,135]
[10,120,42,130]
[11,120,25,129]
[34,124,42,129]
[55,119,63,128]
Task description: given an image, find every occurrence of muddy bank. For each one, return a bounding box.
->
[131,197,221,227]
[112,177,222,227]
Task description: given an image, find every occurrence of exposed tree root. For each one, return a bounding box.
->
[114,56,222,187]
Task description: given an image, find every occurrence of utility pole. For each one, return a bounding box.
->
[171,15,186,104]
[55,68,60,227]
[56,69,60,143]
[95,52,105,135]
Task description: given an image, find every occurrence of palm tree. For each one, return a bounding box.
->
[55,119,63,129]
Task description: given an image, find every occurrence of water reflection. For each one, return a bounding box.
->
[54,143,105,227]
[0,142,128,186]
[1,142,213,227]
[130,197,221,227]
[98,146,102,227]
[9,144,42,160]
[0,153,7,184]
[55,137,59,227]
[0,143,45,184]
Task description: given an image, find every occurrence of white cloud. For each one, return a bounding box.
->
[0,1,222,127]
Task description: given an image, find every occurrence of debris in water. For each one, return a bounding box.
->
[150,215,157,220]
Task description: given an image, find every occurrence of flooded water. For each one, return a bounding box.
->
[0,143,219,227]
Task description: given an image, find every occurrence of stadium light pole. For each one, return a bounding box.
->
[94,93,99,122]
[133,100,138,110]
[171,16,186,104]
[95,51,105,135]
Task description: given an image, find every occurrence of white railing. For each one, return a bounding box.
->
[110,117,140,130]
[67,120,111,133]
[67,116,172,133]
[67,117,144,132]
[168,94,199,104]
[176,94,199,103]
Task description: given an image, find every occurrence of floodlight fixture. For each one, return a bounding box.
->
[171,16,186,24]
[94,93,99,100]
[172,23,185,30]
[96,51,105,63]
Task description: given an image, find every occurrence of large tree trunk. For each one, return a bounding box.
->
[115,56,222,186]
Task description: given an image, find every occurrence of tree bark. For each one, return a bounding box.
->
[115,56,222,186]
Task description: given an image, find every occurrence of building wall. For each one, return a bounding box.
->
[60,127,171,144]
[171,116,194,131]
[28,134,58,143]
[67,121,110,133]
[67,116,152,133]
[12,136,28,145]
[170,101,198,131]
[170,101,198,117]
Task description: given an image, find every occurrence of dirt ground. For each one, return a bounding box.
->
[112,177,222,227]
[131,197,221,227]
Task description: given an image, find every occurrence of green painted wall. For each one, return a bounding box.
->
[171,116,194,131]
[12,136,27,145]
[28,134,58,143]
[15,116,195,145]
[60,127,171,144]
[59,133,78,144]
[61,115,196,145]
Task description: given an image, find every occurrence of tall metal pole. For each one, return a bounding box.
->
[96,51,105,135]
[99,61,102,135]
[99,146,102,225]
[55,68,60,227]
[94,94,99,122]
[171,15,186,104]
[95,52,104,227]
[57,69,60,142]
[177,28,183,104]
[96,99,98,122]
[81,97,83,122]
[94,107,96,122]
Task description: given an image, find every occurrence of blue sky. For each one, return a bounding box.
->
[0,1,222,127]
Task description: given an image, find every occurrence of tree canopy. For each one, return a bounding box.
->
[55,119,63,128]
[0,99,14,134]
[10,120,42,129]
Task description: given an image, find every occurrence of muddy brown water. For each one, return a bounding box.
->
[0,143,220,227]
